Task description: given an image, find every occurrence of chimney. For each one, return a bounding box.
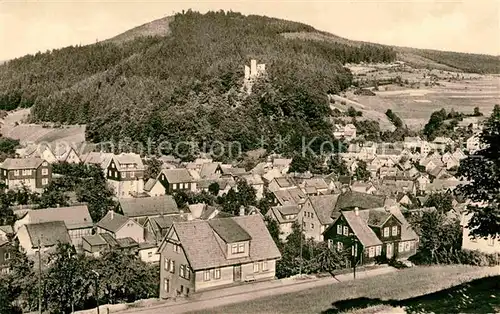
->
[239,205,245,217]
[354,207,359,216]
[250,59,257,77]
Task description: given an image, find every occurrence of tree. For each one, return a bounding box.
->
[264,215,282,250]
[311,242,347,279]
[353,160,370,181]
[327,154,349,176]
[220,179,257,215]
[37,182,70,209]
[473,107,483,117]
[144,158,162,181]
[457,105,500,239]
[424,193,453,213]
[208,182,220,196]
[257,188,275,216]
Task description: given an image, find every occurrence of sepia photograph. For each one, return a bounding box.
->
[0,0,499,313]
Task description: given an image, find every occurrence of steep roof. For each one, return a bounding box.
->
[208,218,252,243]
[119,195,179,218]
[1,158,45,170]
[23,205,93,230]
[25,221,71,248]
[143,178,157,192]
[199,163,221,179]
[161,169,194,183]
[309,194,340,225]
[389,206,419,241]
[341,211,382,247]
[96,211,130,233]
[167,215,281,270]
[367,209,393,227]
[335,191,385,210]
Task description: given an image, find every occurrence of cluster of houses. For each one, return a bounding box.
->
[0,119,497,297]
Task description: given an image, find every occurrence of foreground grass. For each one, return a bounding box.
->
[195,265,499,314]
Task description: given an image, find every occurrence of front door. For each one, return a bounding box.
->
[386,243,394,259]
[233,264,242,282]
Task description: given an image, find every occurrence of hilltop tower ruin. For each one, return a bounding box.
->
[243,59,266,94]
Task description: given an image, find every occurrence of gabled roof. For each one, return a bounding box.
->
[104,153,144,171]
[24,221,71,248]
[199,163,222,179]
[149,215,186,231]
[221,167,247,176]
[160,169,194,184]
[367,209,394,227]
[164,215,281,270]
[143,178,158,192]
[96,211,130,233]
[389,206,419,241]
[82,152,112,166]
[335,191,386,210]
[273,188,307,206]
[341,211,382,247]
[1,158,45,170]
[22,205,93,230]
[309,194,340,225]
[208,218,252,243]
[119,195,179,218]
[274,205,301,216]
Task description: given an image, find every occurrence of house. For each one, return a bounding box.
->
[403,137,422,150]
[81,152,113,167]
[428,166,450,180]
[415,173,431,193]
[397,194,413,206]
[461,213,500,255]
[82,233,140,258]
[0,225,13,241]
[198,179,235,197]
[466,135,484,153]
[379,176,417,196]
[241,174,264,199]
[144,215,187,245]
[378,167,398,179]
[300,194,340,241]
[0,158,52,193]
[16,144,58,164]
[54,146,81,164]
[433,137,453,152]
[272,188,307,207]
[323,206,419,265]
[186,203,220,221]
[16,221,71,256]
[0,239,10,274]
[301,178,330,195]
[272,158,292,174]
[335,191,388,211]
[158,215,281,299]
[118,195,180,224]
[344,124,357,140]
[143,178,166,197]
[96,210,145,244]
[444,156,460,170]
[452,148,467,161]
[157,169,197,194]
[103,153,145,198]
[199,163,223,180]
[426,178,465,193]
[350,181,377,195]
[14,205,93,246]
[266,205,300,240]
[268,177,296,193]
[138,242,160,263]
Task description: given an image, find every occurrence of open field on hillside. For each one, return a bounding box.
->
[195,265,499,314]
[338,76,499,130]
[0,109,86,145]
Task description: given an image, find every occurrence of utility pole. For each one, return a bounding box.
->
[351,236,358,279]
[299,216,303,275]
[68,251,74,313]
[38,238,42,314]
[91,270,100,314]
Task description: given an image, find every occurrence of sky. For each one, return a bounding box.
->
[0,0,499,61]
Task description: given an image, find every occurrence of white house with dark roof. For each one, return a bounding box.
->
[158,215,281,299]
[266,205,301,240]
[14,205,93,246]
[299,194,341,241]
[95,210,144,244]
[16,221,72,256]
[102,153,145,198]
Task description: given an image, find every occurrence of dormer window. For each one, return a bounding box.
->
[231,243,245,254]
[392,226,399,236]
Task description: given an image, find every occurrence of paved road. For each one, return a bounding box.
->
[119,267,396,314]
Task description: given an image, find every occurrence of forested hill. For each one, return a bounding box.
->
[0,11,396,157]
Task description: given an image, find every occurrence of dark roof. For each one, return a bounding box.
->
[161,169,194,183]
[309,194,340,225]
[208,218,252,243]
[1,158,45,170]
[143,178,157,192]
[338,175,351,185]
[367,210,393,227]
[116,237,139,249]
[335,191,386,210]
[97,211,130,233]
[341,210,382,247]
[119,195,179,218]
[25,221,71,248]
[23,205,93,230]
[82,234,107,246]
[100,233,119,247]
[165,215,281,270]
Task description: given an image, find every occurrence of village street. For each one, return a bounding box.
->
[117,267,396,314]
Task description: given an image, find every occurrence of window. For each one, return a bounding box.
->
[404,242,411,252]
[180,285,183,294]
[14,170,19,176]
[108,170,111,176]
[4,252,10,260]
[337,242,343,251]
[231,244,238,254]
[302,221,306,228]
[311,223,314,229]
[214,268,221,279]
[164,258,169,270]
[169,260,175,273]
[186,288,190,295]
[254,262,260,273]
[42,168,48,175]
[238,243,245,253]
[369,247,375,258]
[42,178,48,185]
[311,213,314,219]
[164,279,170,292]
[488,238,494,246]
[337,225,342,235]
[410,241,416,250]
[392,226,399,236]
[148,252,153,258]
[173,183,178,190]
[398,242,404,253]
[185,266,191,280]
[383,227,390,237]
[327,239,333,249]
[204,270,210,281]
[179,265,185,278]
[174,244,180,253]
[375,245,382,256]
[343,226,349,236]
[262,261,268,271]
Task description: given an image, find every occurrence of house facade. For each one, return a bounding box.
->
[461,213,500,255]
[158,215,281,299]
[158,169,197,194]
[103,153,145,198]
[0,158,52,193]
[96,210,145,244]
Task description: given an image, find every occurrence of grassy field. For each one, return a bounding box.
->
[194,265,499,314]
